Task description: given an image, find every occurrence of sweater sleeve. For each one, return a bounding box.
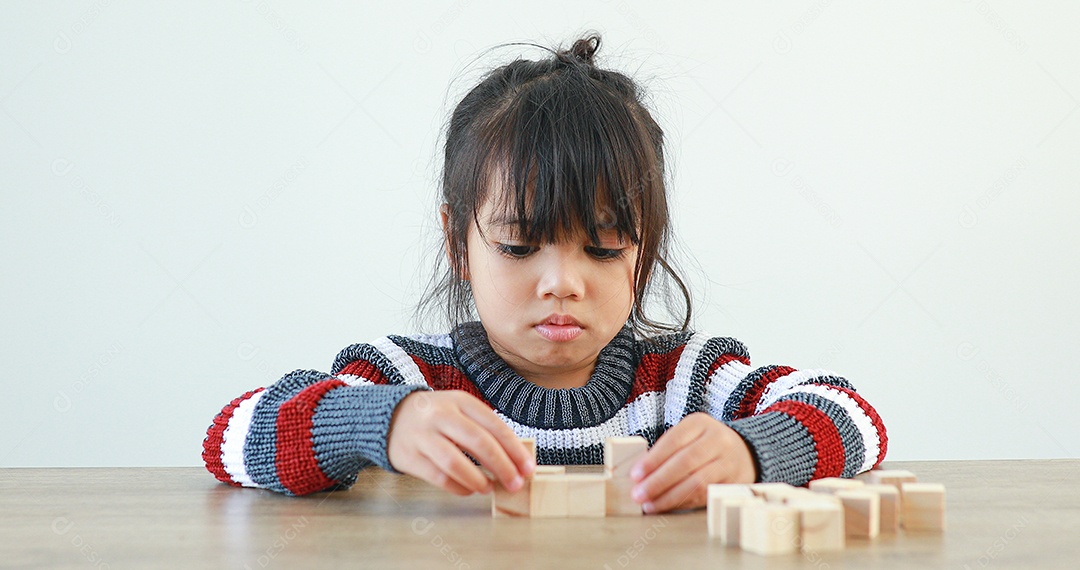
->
[202,341,433,496]
[666,333,888,486]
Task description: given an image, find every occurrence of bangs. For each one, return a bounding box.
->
[476,73,657,245]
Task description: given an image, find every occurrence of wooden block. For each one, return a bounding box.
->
[864,483,901,533]
[836,490,880,539]
[868,469,918,490]
[492,478,531,518]
[785,491,841,508]
[808,477,864,495]
[530,475,569,518]
[786,488,827,500]
[750,482,799,503]
[490,443,558,518]
[793,502,845,553]
[604,436,648,477]
[740,503,800,556]
[605,476,642,516]
[486,453,553,484]
[708,484,754,509]
[563,474,608,517]
[718,496,763,546]
[604,436,648,516]
[707,485,754,537]
[901,483,946,531]
[521,438,536,460]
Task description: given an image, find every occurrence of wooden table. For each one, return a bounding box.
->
[2,460,1078,569]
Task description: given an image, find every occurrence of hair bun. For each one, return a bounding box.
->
[559,34,600,66]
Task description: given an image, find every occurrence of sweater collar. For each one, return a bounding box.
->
[450,321,638,429]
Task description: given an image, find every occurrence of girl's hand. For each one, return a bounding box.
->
[628,412,757,513]
[387,390,536,496]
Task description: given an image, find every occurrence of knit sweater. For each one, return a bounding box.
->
[202,321,888,496]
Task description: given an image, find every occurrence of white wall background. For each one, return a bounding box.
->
[2,1,1077,467]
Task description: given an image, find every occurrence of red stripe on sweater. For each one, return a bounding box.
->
[765,399,845,479]
[631,351,748,400]
[736,366,796,419]
[202,388,264,486]
[629,348,684,402]
[829,385,889,468]
[707,353,747,381]
[410,356,489,403]
[337,359,390,385]
[276,379,346,495]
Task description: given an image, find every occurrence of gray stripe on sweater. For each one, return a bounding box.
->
[726,411,818,486]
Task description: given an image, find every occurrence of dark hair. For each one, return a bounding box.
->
[414,32,692,339]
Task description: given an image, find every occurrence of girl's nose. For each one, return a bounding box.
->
[536,250,586,300]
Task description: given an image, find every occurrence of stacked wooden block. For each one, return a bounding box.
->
[492,436,648,518]
[707,469,946,556]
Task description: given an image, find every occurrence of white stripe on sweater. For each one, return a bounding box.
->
[664,332,708,427]
[791,384,881,472]
[704,359,755,420]
[405,332,454,348]
[337,373,375,386]
[374,336,428,387]
[221,390,265,488]
[755,368,835,414]
[498,390,666,450]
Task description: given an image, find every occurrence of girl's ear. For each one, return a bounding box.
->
[440,203,470,281]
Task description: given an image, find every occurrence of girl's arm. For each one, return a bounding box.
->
[631,334,887,513]
[708,361,887,485]
[202,336,532,497]
[201,350,430,496]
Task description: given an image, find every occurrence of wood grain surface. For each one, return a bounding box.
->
[2,460,1077,569]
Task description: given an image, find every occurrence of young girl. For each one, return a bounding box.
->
[202,33,887,514]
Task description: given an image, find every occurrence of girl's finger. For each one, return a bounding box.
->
[631,417,705,482]
[420,437,494,495]
[459,396,537,477]
[438,412,524,492]
[633,431,717,504]
[406,453,474,496]
[641,460,716,514]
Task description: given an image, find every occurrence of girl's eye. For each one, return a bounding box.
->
[495,243,628,261]
[585,246,627,260]
[496,244,538,258]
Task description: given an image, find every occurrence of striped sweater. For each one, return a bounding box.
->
[203,321,888,496]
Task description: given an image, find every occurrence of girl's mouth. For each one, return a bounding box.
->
[535,323,584,342]
[535,313,584,342]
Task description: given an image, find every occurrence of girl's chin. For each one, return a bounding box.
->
[491,330,600,365]
[521,347,597,369]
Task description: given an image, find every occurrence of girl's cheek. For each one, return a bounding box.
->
[492,263,529,297]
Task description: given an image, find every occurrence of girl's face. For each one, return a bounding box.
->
[447,194,638,389]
